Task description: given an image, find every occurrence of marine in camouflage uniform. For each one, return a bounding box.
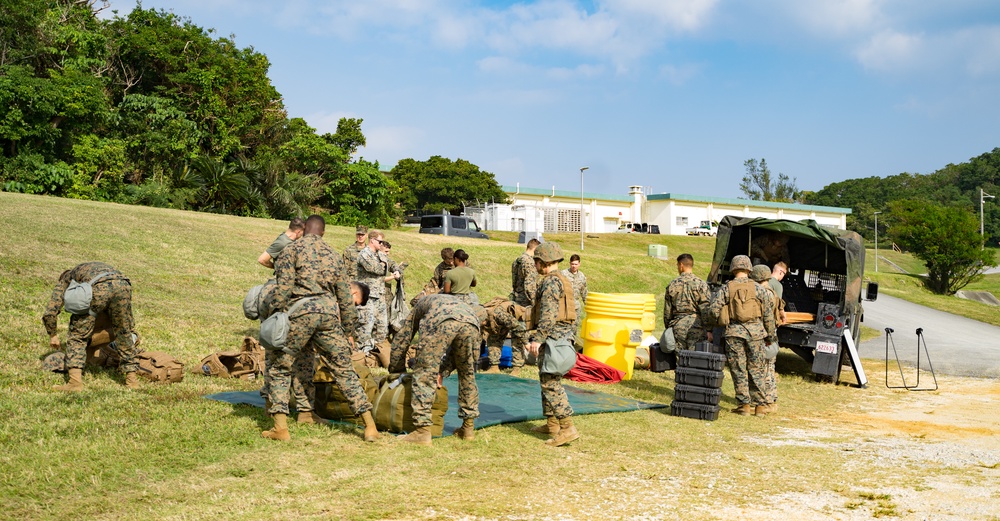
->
[356,232,397,347]
[560,254,587,347]
[527,242,581,446]
[508,239,540,369]
[752,264,781,409]
[389,294,480,430]
[267,217,372,438]
[663,254,712,350]
[477,298,530,370]
[255,267,314,414]
[709,255,776,415]
[343,226,373,350]
[43,262,140,388]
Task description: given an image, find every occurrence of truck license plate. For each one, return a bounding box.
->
[816,341,838,354]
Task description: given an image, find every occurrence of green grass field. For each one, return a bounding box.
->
[1,192,997,520]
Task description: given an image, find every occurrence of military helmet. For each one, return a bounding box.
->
[533,242,564,263]
[42,351,67,373]
[750,264,772,282]
[730,255,753,272]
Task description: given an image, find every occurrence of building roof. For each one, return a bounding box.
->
[502,184,633,202]
[646,192,852,214]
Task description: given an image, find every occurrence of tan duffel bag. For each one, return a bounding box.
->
[136,351,184,383]
[315,352,380,424]
[372,373,448,436]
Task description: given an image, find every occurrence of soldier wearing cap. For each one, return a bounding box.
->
[525,242,581,447]
[508,238,540,374]
[356,229,400,349]
[343,225,368,281]
[709,255,776,416]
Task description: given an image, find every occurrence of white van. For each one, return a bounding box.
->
[418,214,489,239]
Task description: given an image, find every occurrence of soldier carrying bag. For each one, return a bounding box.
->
[539,336,577,376]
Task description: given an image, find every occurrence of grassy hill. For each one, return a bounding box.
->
[1,192,995,520]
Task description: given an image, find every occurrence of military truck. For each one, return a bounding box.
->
[707,216,878,384]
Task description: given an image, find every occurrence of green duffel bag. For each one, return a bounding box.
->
[372,373,448,436]
[539,336,577,376]
[315,352,380,424]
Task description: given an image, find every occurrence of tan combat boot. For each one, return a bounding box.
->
[754,405,769,416]
[54,368,84,392]
[124,371,139,389]
[262,413,291,441]
[297,411,329,425]
[530,416,560,437]
[361,411,380,442]
[509,366,521,377]
[732,404,753,416]
[452,418,475,440]
[545,417,580,447]
[482,366,501,374]
[768,403,779,413]
[400,426,432,446]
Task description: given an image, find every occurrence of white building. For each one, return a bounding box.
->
[468,184,851,234]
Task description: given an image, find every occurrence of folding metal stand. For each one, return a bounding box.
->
[884,327,938,391]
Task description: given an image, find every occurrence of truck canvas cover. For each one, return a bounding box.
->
[708,216,866,319]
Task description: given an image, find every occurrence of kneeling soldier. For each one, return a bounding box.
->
[389,293,481,445]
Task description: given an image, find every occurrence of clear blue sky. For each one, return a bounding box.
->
[102,1,1000,199]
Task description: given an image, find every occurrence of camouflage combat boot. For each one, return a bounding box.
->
[361,411,379,442]
[124,372,139,389]
[452,418,475,440]
[297,411,329,425]
[530,416,560,437]
[545,417,579,447]
[262,413,290,441]
[54,368,84,392]
[400,426,432,446]
[732,404,753,416]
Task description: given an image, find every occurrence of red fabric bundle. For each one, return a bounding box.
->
[566,353,625,384]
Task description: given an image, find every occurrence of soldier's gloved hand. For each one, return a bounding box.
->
[49,335,61,349]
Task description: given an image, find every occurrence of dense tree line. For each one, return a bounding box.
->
[0,1,506,226]
[803,148,1000,246]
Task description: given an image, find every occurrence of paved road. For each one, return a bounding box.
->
[858,294,1000,379]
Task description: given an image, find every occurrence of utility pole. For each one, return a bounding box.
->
[982,188,995,250]
[873,211,881,273]
[579,166,589,251]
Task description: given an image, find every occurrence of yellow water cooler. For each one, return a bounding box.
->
[582,293,651,380]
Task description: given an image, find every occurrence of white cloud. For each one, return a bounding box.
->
[361,125,427,160]
[856,25,1000,78]
[603,0,719,31]
[855,29,924,73]
[658,62,704,85]
[782,0,884,38]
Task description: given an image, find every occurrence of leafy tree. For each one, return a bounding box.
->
[390,156,509,214]
[739,158,800,202]
[887,199,996,295]
[324,159,399,228]
[324,117,366,159]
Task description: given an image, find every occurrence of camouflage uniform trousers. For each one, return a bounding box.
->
[65,279,140,373]
[672,314,708,351]
[411,320,480,426]
[485,331,509,366]
[724,336,768,406]
[353,304,375,352]
[508,294,532,367]
[266,312,372,417]
[260,342,316,413]
[537,344,574,419]
[765,358,778,405]
[367,297,389,345]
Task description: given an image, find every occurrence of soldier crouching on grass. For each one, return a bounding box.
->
[263,215,379,442]
[388,293,481,446]
[43,262,141,391]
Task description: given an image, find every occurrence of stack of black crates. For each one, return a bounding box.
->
[671,341,726,421]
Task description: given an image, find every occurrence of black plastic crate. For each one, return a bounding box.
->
[675,366,725,388]
[674,384,722,405]
[670,401,720,421]
[649,346,676,373]
[694,340,725,354]
[677,350,726,371]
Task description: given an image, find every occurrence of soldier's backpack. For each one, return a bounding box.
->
[372,373,448,436]
[259,297,315,351]
[63,272,114,316]
[727,279,762,323]
[197,337,264,380]
[243,279,277,320]
[315,352,380,424]
[136,351,185,383]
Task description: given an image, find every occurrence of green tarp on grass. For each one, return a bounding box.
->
[205,373,666,435]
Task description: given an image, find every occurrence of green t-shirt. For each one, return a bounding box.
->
[266,232,293,259]
[444,266,476,295]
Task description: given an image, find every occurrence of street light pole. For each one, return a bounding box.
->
[873,211,881,273]
[981,188,995,250]
[580,166,589,251]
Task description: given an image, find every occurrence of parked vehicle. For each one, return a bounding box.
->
[686,220,718,236]
[615,222,660,234]
[707,216,878,384]
[419,213,489,239]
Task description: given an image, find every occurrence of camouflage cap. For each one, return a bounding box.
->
[533,242,564,263]
[750,264,772,282]
[355,225,368,234]
[730,255,753,272]
[42,351,67,373]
